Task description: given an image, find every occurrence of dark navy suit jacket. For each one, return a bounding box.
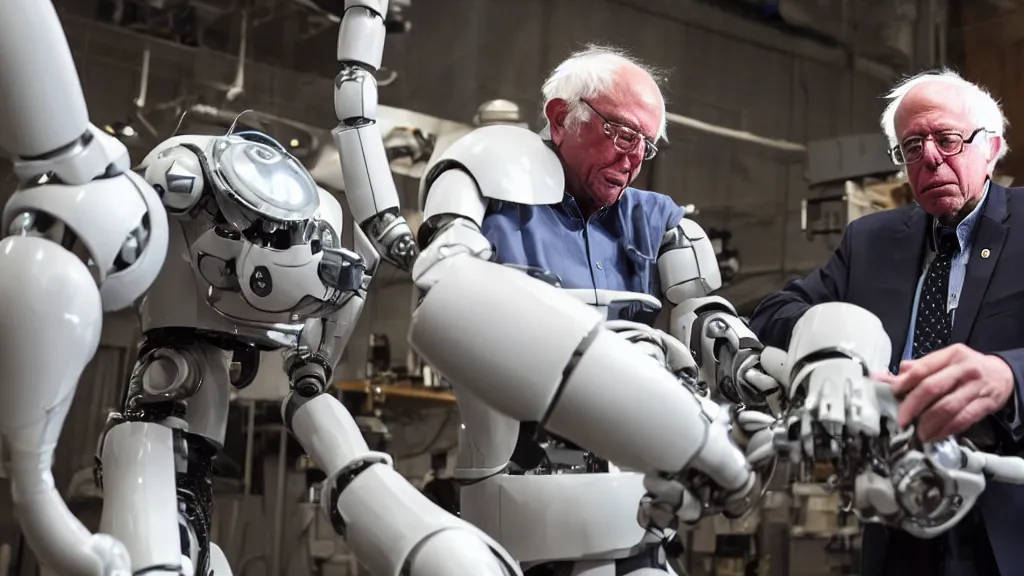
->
[749,182,1024,576]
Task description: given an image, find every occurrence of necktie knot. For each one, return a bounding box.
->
[936,227,959,259]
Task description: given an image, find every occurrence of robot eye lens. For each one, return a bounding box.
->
[214,140,320,223]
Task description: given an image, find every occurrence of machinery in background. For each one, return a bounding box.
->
[366,333,393,381]
[801,133,907,239]
[707,227,741,285]
[95,0,413,48]
[307,104,473,190]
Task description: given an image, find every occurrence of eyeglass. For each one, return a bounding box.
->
[580,100,659,161]
[889,127,992,165]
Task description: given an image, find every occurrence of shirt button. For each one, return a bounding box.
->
[596,262,603,270]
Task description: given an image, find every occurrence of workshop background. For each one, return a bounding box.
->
[2,0,1023,575]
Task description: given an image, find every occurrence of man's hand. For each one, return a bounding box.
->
[872,344,1015,442]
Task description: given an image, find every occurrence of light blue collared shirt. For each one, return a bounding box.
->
[900,181,990,362]
[481,187,685,322]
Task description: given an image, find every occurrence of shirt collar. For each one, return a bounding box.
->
[558,189,626,221]
[931,179,989,252]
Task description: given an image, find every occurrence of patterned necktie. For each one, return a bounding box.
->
[912,228,959,359]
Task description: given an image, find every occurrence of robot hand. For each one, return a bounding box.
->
[764,302,1017,539]
[732,407,780,468]
[689,306,781,410]
[762,302,897,467]
[635,401,758,535]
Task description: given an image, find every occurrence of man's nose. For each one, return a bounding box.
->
[620,143,644,169]
[921,139,945,167]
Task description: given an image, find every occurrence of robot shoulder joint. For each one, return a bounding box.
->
[418,124,564,210]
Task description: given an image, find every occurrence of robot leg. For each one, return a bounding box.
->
[409,256,755,510]
[98,422,182,576]
[209,544,232,576]
[103,341,233,574]
[282,392,521,576]
[0,236,129,576]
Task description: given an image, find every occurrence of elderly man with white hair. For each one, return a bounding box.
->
[479,44,679,318]
[751,70,1024,575]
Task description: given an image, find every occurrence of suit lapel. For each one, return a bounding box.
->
[953,183,1011,343]
[879,208,929,369]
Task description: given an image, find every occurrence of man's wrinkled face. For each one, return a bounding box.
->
[894,82,1000,223]
[546,66,662,213]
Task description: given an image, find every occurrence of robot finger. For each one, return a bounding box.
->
[736,410,776,432]
[743,369,780,394]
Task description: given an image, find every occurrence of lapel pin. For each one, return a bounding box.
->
[981,248,991,259]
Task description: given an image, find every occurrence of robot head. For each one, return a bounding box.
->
[142,131,332,249]
[206,131,322,232]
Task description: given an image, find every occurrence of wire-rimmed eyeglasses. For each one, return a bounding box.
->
[889,127,993,165]
[580,100,659,161]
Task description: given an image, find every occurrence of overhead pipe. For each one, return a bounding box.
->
[664,111,807,152]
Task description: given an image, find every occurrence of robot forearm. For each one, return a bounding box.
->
[657,218,780,414]
[670,296,780,409]
[283,393,519,575]
[408,256,757,517]
[1,1,90,160]
[333,0,417,271]
[285,295,366,397]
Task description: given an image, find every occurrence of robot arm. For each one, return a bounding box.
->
[333,0,418,271]
[281,390,520,576]
[409,257,759,523]
[267,7,521,573]
[0,3,168,575]
[276,232,521,576]
[767,302,1024,539]
[658,217,780,410]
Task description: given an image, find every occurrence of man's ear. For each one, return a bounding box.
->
[989,135,1004,163]
[544,98,569,145]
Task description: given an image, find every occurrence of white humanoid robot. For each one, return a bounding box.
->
[406,123,776,575]
[0,2,521,575]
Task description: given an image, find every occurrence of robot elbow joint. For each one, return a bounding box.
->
[334,67,378,126]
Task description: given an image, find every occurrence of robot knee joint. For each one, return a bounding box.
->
[123,346,203,419]
[5,205,151,279]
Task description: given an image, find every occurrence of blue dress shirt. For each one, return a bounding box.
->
[481,187,685,322]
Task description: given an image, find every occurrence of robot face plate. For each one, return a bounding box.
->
[210,137,320,226]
